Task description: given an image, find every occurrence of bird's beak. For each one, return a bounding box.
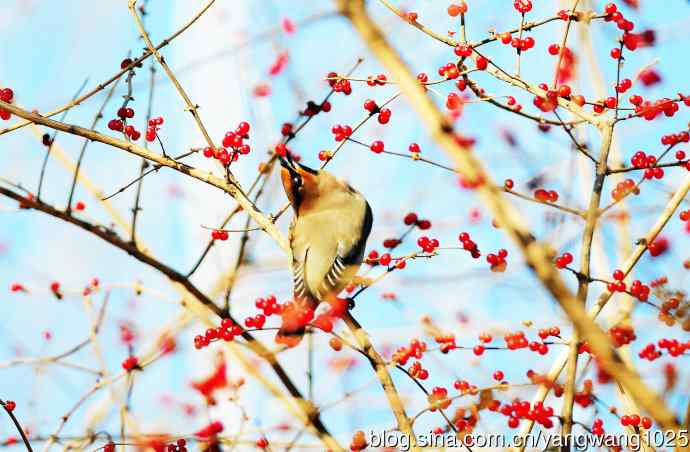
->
[279,153,317,179]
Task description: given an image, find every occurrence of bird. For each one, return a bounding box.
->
[275,154,373,347]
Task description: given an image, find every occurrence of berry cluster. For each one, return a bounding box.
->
[195,421,224,438]
[362,99,392,124]
[454,414,479,434]
[609,324,636,347]
[630,151,664,180]
[629,279,650,301]
[606,269,627,292]
[504,331,528,350]
[447,2,468,17]
[0,87,14,120]
[527,340,549,355]
[458,232,481,259]
[659,338,690,356]
[610,178,638,201]
[202,121,252,166]
[499,399,554,429]
[404,212,431,229]
[661,130,690,146]
[513,0,532,14]
[615,78,632,93]
[638,343,662,361]
[365,74,388,86]
[331,124,353,142]
[640,338,690,361]
[620,414,653,429]
[603,3,634,33]
[210,229,229,241]
[107,107,143,140]
[574,379,594,408]
[434,333,457,353]
[244,314,266,329]
[647,236,669,257]
[537,326,561,339]
[318,149,333,161]
[453,379,479,395]
[427,387,451,411]
[534,188,559,203]
[505,34,535,52]
[194,319,244,349]
[486,249,508,271]
[408,360,429,380]
[145,116,164,142]
[365,249,389,266]
[446,92,466,111]
[632,94,684,120]
[533,82,582,113]
[255,295,282,316]
[393,339,427,365]
[554,252,573,269]
[327,72,352,95]
[438,61,462,80]
[121,355,139,371]
[417,236,440,253]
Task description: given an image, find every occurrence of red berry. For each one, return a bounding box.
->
[404,212,418,225]
[370,140,384,153]
[0,88,14,103]
[379,253,392,266]
[108,119,124,132]
[237,121,250,135]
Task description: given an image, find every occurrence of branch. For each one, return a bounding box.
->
[514,173,690,449]
[0,187,342,452]
[342,313,417,447]
[1,400,34,452]
[0,0,216,137]
[0,100,289,252]
[338,0,681,433]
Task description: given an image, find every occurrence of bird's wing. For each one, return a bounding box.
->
[307,202,373,300]
[290,201,373,301]
[288,218,312,303]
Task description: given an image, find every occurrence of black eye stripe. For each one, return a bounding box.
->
[291,176,303,207]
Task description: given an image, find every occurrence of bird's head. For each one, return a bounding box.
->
[279,155,345,215]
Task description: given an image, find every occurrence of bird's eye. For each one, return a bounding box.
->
[292,176,301,187]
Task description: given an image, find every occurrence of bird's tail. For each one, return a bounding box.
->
[275,294,319,348]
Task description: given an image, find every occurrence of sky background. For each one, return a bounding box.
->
[2,0,690,450]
